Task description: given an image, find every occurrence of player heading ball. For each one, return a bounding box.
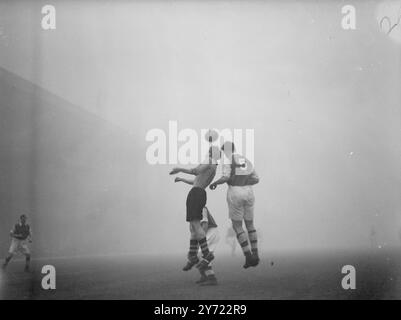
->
[170,146,221,276]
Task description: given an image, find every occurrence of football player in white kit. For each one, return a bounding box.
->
[210,142,260,269]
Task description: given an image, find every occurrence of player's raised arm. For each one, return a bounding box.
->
[27,225,33,243]
[10,225,19,238]
[170,164,205,176]
[174,177,194,185]
[209,163,231,190]
[169,165,199,176]
[209,176,229,190]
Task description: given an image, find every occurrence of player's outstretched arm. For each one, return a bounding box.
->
[174,177,194,185]
[170,166,200,176]
[209,176,230,190]
[10,232,22,238]
[169,167,183,175]
[9,227,20,238]
[28,227,33,243]
[210,162,231,190]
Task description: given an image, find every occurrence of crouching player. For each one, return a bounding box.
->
[2,214,32,272]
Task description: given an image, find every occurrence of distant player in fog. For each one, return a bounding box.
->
[2,214,32,272]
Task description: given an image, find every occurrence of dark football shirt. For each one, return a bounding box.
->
[13,223,31,240]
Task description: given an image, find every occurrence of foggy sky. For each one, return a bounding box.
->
[0,0,400,255]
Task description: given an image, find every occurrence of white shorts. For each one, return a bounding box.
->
[206,227,220,252]
[9,238,30,255]
[227,185,255,221]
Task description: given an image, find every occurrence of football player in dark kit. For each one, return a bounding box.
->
[2,214,33,272]
[170,146,221,273]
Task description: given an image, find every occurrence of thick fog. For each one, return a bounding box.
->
[0,0,400,257]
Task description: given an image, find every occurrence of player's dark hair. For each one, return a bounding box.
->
[221,141,235,153]
[20,214,26,219]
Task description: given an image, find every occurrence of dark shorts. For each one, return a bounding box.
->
[186,187,207,222]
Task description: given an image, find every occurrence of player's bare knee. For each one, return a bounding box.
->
[189,224,196,237]
[196,227,206,239]
[190,220,200,230]
[244,219,255,231]
[231,219,242,228]
[232,220,244,235]
[191,220,205,239]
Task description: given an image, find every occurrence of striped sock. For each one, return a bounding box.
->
[236,231,251,255]
[4,256,11,265]
[198,237,210,257]
[248,229,258,255]
[188,239,199,258]
[204,266,215,276]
